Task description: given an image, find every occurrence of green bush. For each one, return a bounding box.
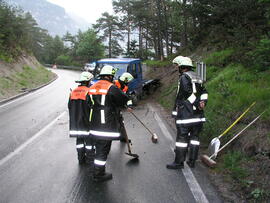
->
[250,188,267,200]
[0,52,13,63]
[55,55,72,66]
[248,37,270,71]
[144,60,171,67]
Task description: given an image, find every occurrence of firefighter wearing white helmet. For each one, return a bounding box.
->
[167,56,208,169]
[88,65,130,182]
[68,71,95,166]
[114,72,134,142]
[99,65,116,76]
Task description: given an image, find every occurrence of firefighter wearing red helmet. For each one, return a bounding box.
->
[167,56,208,169]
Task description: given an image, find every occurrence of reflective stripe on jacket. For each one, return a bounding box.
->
[174,71,208,126]
[68,85,91,137]
[89,79,129,140]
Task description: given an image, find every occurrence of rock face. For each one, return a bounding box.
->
[4,0,90,36]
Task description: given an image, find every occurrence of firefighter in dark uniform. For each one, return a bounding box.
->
[167,56,208,169]
[68,71,95,165]
[88,65,130,182]
[114,72,134,142]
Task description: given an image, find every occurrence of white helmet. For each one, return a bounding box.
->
[99,65,116,76]
[173,56,194,67]
[76,71,93,82]
[119,72,134,83]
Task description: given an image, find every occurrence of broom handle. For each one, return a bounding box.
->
[130,111,155,136]
[210,111,264,159]
[218,102,256,139]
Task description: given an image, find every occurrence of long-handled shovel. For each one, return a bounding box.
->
[121,124,139,159]
[201,111,265,167]
[130,111,158,143]
[208,102,256,157]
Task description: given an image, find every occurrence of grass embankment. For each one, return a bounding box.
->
[146,49,270,201]
[0,66,55,100]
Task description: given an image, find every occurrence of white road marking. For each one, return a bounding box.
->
[0,111,66,167]
[148,104,209,203]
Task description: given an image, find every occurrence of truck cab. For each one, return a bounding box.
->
[94,58,144,101]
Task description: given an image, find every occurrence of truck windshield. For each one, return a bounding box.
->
[96,63,129,79]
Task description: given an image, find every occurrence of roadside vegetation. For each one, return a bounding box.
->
[0,65,54,100]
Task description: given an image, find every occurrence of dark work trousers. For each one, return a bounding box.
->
[175,122,203,163]
[95,139,112,161]
[84,137,95,164]
[93,139,112,174]
[119,112,128,140]
[76,137,85,160]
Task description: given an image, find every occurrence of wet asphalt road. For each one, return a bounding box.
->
[0,69,222,203]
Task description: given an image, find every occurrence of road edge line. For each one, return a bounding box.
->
[148,104,209,203]
[0,111,66,167]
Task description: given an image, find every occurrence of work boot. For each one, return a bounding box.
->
[188,142,199,168]
[93,172,113,182]
[167,147,187,169]
[187,160,195,168]
[93,166,113,182]
[166,162,184,169]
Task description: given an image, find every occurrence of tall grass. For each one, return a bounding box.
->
[222,151,248,180]
[203,63,270,142]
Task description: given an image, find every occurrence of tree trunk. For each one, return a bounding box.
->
[182,0,188,48]
[156,0,164,60]
[163,1,170,57]
[127,21,130,57]
[109,30,112,58]
[139,25,143,51]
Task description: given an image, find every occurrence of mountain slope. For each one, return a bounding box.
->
[4,0,90,36]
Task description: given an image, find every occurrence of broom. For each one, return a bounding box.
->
[201,111,265,167]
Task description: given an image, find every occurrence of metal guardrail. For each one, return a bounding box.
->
[43,64,82,71]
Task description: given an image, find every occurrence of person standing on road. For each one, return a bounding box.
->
[114,72,134,142]
[167,56,208,169]
[88,65,130,182]
[68,72,95,166]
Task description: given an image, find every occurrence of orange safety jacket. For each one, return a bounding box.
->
[114,80,133,107]
[88,79,129,140]
[68,85,91,137]
[114,80,128,93]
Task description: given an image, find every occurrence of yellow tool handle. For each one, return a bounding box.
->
[218,101,256,139]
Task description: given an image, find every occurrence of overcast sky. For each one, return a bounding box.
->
[47,0,113,24]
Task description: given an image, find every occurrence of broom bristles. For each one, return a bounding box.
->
[200,154,217,167]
